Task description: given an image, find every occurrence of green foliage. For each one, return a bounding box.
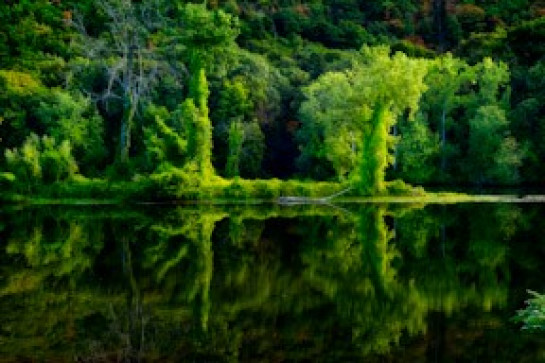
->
[467,105,522,185]
[177,3,240,70]
[210,54,280,178]
[2,201,544,360]
[414,54,471,181]
[0,0,70,69]
[1,0,545,197]
[0,70,45,148]
[142,105,188,171]
[397,115,440,184]
[358,104,391,195]
[189,68,210,115]
[391,40,436,59]
[5,134,78,189]
[458,27,510,64]
[0,70,106,176]
[225,121,244,178]
[188,69,214,178]
[385,179,425,196]
[297,70,360,179]
[0,172,16,187]
[357,46,429,118]
[239,122,265,178]
[514,291,545,331]
[35,90,106,174]
[396,55,520,186]
[509,17,545,65]
[0,69,42,94]
[215,78,253,123]
[298,46,428,193]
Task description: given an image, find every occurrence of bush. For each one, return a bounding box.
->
[224,178,249,199]
[386,179,425,196]
[4,134,78,191]
[250,179,282,199]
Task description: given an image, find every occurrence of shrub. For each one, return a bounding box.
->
[4,134,78,190]
[254,179,282,199]
[224,178,250,199]
[386,179,425,196]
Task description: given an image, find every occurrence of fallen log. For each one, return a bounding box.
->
[277,196,328,205]
[276,186,353,205]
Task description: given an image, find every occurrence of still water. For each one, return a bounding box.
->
[0,202,544,362]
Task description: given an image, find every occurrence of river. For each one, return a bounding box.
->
[0,202,544,361]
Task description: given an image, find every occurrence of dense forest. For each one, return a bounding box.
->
[1,0,545,198]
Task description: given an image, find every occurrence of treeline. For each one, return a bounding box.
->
[1,0,545,195]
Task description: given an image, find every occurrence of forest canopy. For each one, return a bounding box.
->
[0,0,543,198]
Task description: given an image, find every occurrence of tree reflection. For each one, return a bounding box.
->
[0,203,543,361]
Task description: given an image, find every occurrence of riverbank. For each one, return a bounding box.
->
[2,175,545,206]
[0,175,420,205]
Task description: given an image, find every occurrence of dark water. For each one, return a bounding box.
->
[0,203,544,362]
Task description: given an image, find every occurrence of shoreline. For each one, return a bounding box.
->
[3,193,545,207]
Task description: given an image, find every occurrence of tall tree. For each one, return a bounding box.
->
[70,1,238,171]
[298,46,428,193]
[225,121,244,178]
[188,68,214,177]
[70,0,177,167]
[467,105,522,185]
[422,54,471,177]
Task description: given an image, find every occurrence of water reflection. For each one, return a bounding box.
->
[0,203,544,361]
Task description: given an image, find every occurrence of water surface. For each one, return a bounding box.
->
[0,203,544,361]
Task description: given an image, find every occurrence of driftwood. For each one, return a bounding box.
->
[277,186,353,205]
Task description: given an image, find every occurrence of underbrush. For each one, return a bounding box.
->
[1,169,426,204]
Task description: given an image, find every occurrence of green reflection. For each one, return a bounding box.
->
[0,204,544,361]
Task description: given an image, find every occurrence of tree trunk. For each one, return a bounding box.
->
[359,103,389,195]
[433,0,447,52]
[392,124,398,171]
[119,45,136,165]
[119,99,136,165]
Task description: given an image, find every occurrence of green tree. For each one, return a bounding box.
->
[70,1,238,171]
[400,56,518,186]
[297,70,368,180]
[467,105,522,185]
[70,0,167,167]
[298,46,428,193]
[175,3,240,73]
[35,90,106,175]
[0,70,44,149]
[215,78,253,124]
[142,105,188,171]
[422,54,472,176]
[211,50,288,178]
[358,104,392,194]
[188,68,214,178]
[225,121,244,178]
[396,114,439,184]
[239,122,265,178]
[4,134,78,189]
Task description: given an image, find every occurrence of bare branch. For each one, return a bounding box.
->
[68,0,186,162]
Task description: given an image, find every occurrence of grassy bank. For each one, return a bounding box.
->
[1,173,429,205]
[5,172,543,206]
